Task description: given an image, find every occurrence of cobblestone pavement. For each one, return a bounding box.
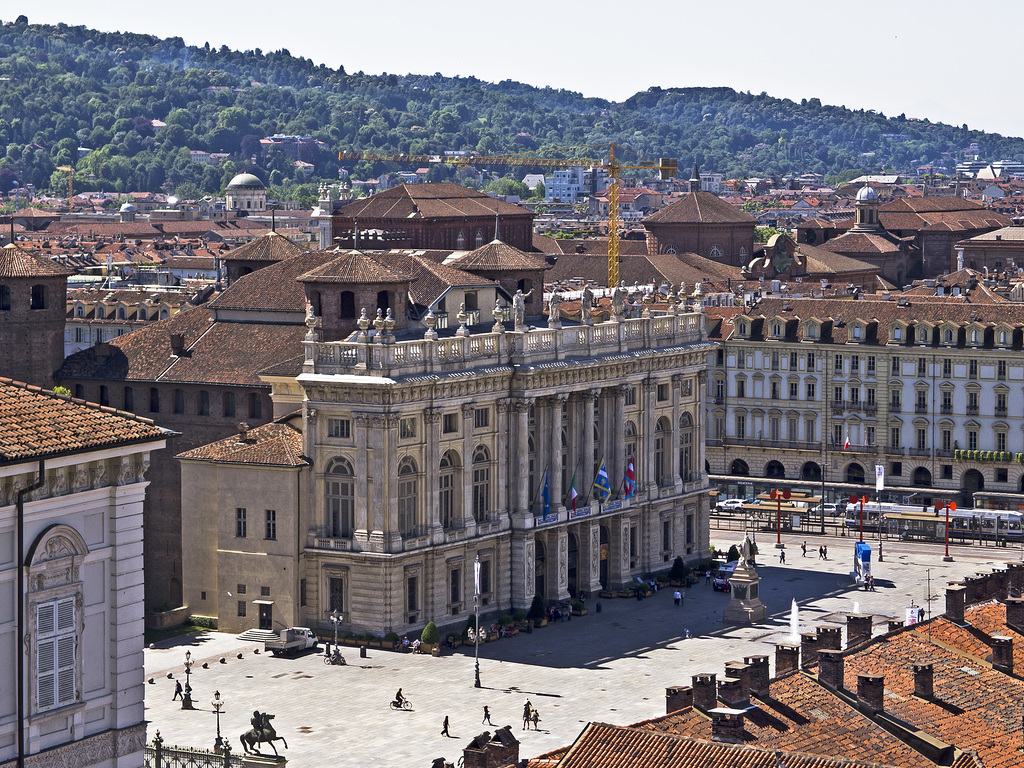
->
[144,534,1022,767]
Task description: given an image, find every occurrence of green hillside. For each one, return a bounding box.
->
[1,15,1022,198]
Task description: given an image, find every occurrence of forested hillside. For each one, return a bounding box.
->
[2,16,1023,198]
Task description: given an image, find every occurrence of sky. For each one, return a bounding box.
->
[16,0,1024,139]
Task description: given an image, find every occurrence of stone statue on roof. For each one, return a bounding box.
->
[612,281,627,317]
[547,291,562,322]
[512,288,532,328]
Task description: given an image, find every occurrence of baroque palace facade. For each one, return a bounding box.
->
[181,306,712,635]
[706,295,1024,511]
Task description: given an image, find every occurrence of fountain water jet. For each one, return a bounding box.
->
[789,599,801,641]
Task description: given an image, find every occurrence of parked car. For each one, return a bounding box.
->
[717,498,746,511]
[816,503,842,517]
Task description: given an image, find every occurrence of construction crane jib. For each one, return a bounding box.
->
[338,144,678,287]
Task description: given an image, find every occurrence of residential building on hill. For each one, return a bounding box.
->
[0,378,168,768]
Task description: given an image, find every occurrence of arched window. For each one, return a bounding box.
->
[138,307,147,321]
[30,284,46,310]
[117,306,126,320]
[654,417,670,487]
[472,446,491,522]
[376,290,390,313]
[397,457,419,536]
[339,291,355,319]
[439,451,459,530]
[679,413,693,482]
[308,291,321,317]
[223,392,236,418]
[475,230,484,247]
[326,458,355,537]
[249,393,263,420]
[456,231,466,249]
[0,286,10,311]
[74,304,84,318]
[625,421,638,480]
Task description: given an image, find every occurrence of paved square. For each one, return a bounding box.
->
[145,536,1020,766]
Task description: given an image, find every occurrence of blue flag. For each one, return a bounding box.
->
[593,458,611,504]
[541,468,550,516]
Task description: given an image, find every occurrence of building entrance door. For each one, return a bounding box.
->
[258,603,273,631]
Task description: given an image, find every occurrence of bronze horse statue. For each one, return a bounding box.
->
[240,711,288,756]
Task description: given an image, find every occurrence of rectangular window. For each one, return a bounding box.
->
[833,386,843,405]
[969,430,978,450]
[249,393,263,419]
[890,427,901,449]
[997,392,1007,415]
[450,568,461,606]
[943,359,952,378]
[629,524,639,567]
[442,414,458,434]
[805,381,816,400]
[891,356,900,374]
[849,387,860,405]
[806,351,816,369]
[833,424,844,447]
[942,430,951,451]
[737,380,746,398]
[329,577,344,613]
[891,390,901,410]
[237,584,246,594]
[892,461,902,476]
[328,418,352,439]
[173,388,185,415]
[479,560,491,596]
[736,415,746,440]
[149,387,160,413]
[236,508,247,538]
[834,355,843,374]
[917,357,927,377]
[625,387,637,406]
[916,390,927,411]
[867,356,876,375]
[998,432,1007,452]
[969,360,978,379]
[223,391,236,418]
[124,386,134,412]
[237,601,246,617]
[771,351,780,371]
[265,509,277,540]
[770,382,779,400]
[199,390,210,416]
[942,464,953,479]
[941,391,952,412]
[866,426,875,445]
[300,580,306,607]
[789,352,798,370]
[867,388,876,406]
[35,598,76,712]
[789,382,798,400]
[999,360,1007,379]
[407,575,418,613]
[657,383,669,402]
[474,408,489,429]
[916,428,927,450]
[851,355,860,374]
[805,418,815,441]
[260,586,270,597]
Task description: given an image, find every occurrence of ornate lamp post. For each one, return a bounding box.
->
[473,555,481,688]
[211,690,225,751]
[330,611,343,659]
[771,488,790,548]
[181,651,194,710]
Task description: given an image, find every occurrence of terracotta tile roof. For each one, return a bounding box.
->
[221,230,308,262]
[41,221,164,239]
[819,232,902,255]
[0,242,74,278]
[546,252,741,291]
[795,243,880,274]
[556,721,921,768]
[381,252,494,306]
[534,235,649,257]
[644,191,756,226]
[0,377,167,463]
[456,239,549,270]
[210,251,332,312]
[176,414,307,467]
[297,249,413,284]
[334,183,532,221]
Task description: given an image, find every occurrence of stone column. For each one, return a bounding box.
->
[461,402,476,527]
[425,407,443,539]
[536,398,550,509]
[566,393,579,504]
[671,374,683,491]
[584,519,603,594]
[496,399,511,514]
[383,413,400,550]
[612,385,628,499]
[641,380,658,492]
[550,395,566,510]
[511,531,535,611]
[369,414,386,545]
[556,526,570,601]
[696,369,707,482]
[354,413,370,541]
[582,390,597,496]
[513,398,532,517]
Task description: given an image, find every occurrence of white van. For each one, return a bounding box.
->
[712,560,739,591]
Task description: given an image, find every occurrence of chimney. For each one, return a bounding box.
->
[691,673,717,713]
[237,422,252,443]
[665,686,693,714]
[888,619,905,633]
[913,664,933,699]
[709,708,746,744]
[169,332,185,356]
[817,650,845,690]
[775,643,799,676]
[1007,563,1024,598]
[744,655,770,697]
[857,674,885,713]
[946,585,966,624]
[717,677,748,709]
[800,632,819,669]
[1006,597,1024,632]
[461,726,519,768]
[846,614,873,649]
[992,636,1014,674]
[817,626,842,651]
[723,660,752,694]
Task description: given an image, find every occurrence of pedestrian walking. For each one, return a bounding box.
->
[705,569,711,585]
[818,545,825,560]
[673,590,681,607]
[867,575,875,591]
[172,680,182,701]
[482,705,493,725]
[823,545,828,560]
[680,589,685,605]
[441,715,451,737]
[523,701,532,730]
[684,628,692,639]
[779,547,786,564]
[801,541,807,557]
[532,709,541,730]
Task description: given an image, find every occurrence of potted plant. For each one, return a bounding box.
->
[572,600,587,616]
[384,631,399,651]
[513,610,530,631]
[497,614,516,636]
[420,620,440,654]
[669,556,686,586]
[527,595,547,627]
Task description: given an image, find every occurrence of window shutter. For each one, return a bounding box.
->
[37,639,55,709]
[57,598,75,631]
[37,603,55,635]
[57,635,76,705]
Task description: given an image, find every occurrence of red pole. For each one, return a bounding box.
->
[944,503,950,559]
[772,489,781,546]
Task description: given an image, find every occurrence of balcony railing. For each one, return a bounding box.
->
[996,407,1008,417]
[915,404,928,414]
[723,437,821,451]
[967,406,979,416]
[889,403,902,413]
[941,405,953,414]
[909,447,931,456]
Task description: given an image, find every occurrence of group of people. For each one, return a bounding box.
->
[798,541,828,560]
[522,700,541,730]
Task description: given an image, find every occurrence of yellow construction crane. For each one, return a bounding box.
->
[338,144,677,287]
[57,166,75,212]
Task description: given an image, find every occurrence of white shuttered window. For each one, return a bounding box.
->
[37,598,76,711]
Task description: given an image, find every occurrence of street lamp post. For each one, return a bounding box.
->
[330,612,342,661]
[211,690,225,751]
[937,500,956,561]
[473,555,481,688]
[181,651,195,710]
[771,488,790,548]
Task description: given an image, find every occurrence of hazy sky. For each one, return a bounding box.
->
[16,1,1024,139]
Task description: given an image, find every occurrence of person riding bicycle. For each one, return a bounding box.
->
[394,688,405,708]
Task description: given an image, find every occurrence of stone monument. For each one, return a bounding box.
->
[723,535,767,624]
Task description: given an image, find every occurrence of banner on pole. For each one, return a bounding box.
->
[875,464,884,492]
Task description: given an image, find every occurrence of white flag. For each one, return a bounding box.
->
[474,559,481,596]
[875,464,884,492]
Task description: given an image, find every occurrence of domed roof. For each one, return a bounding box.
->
[227,173,266,190]
[119,203,136,213]
[856,184,878,202]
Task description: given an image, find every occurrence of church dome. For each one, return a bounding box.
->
[856,184,878,202]
[227,173,266,190]
[119,203,136,213]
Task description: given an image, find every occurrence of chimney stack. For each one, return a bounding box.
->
[169,332,185,356]
[1006,597,1024,632]
[665,686,693,714]
[461,726,520,768]
[775,643,799,676]
[744,655,770,697]
[888,619,905,633]
[945,585,966,624]
[709,709,746,743]
[818,650,845,690]
[857,674,885,713]
[1007,563,1024,598]
[817,626,842,651]
[913,664,933,699]
[846,614,873,649]
[800,632,819,669]
[718,677,748,709]
[237,422,252,443]
[992,636,1014,674]
[691,673,717,713]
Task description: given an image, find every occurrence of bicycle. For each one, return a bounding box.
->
[323,650,347,666]
[389,698,413,711]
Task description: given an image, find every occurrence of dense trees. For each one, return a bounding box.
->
[1,20,1022,197]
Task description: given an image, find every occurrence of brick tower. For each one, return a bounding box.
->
[0,239,72,388]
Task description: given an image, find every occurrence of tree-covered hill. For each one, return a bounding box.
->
[2,15,1023,198]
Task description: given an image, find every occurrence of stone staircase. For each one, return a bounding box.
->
[237,628,279,643]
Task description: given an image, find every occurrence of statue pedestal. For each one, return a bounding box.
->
[723,536,767,625]
[242,755,286,767]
